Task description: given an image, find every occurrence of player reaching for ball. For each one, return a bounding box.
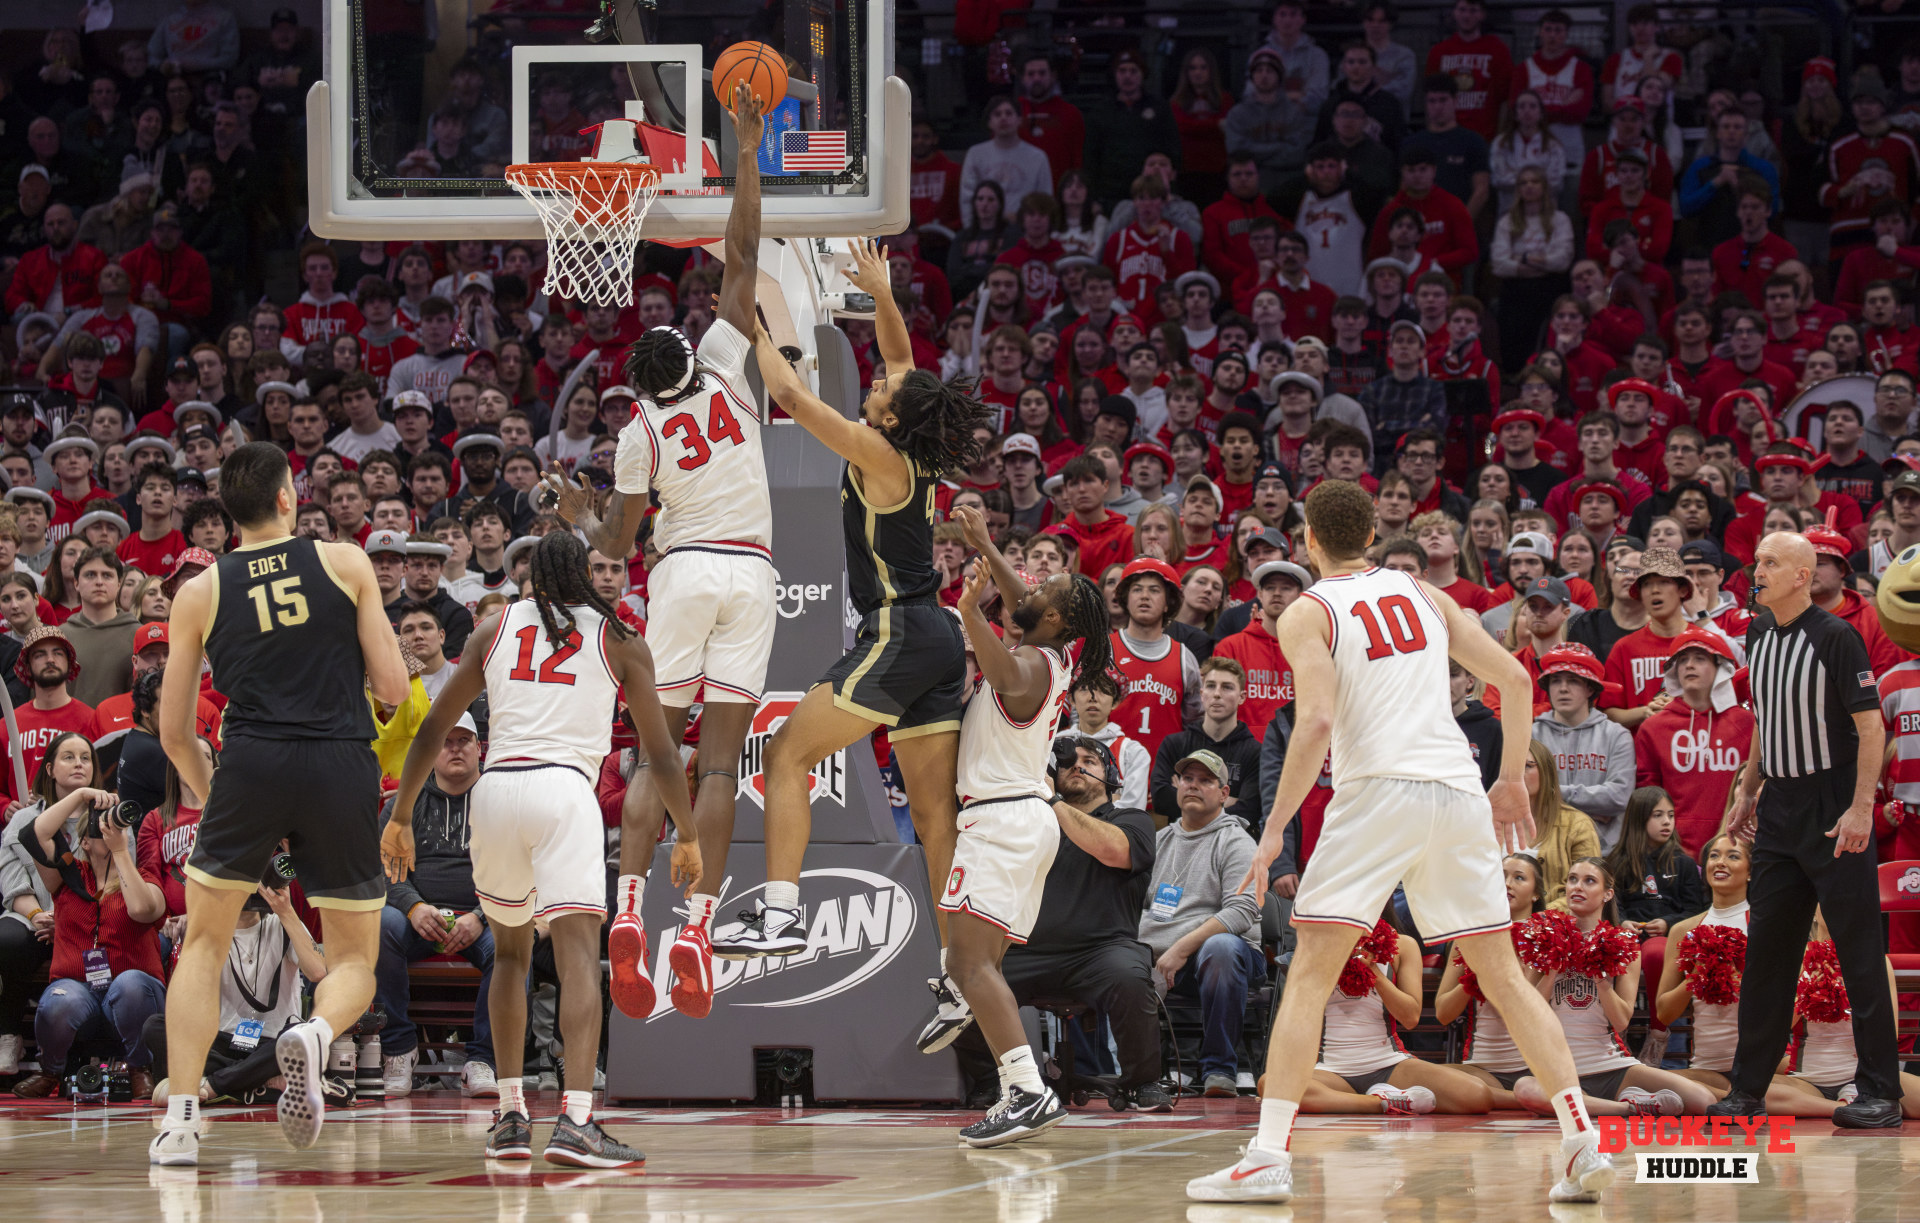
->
[943,504,1112,1146]
[382,531,699,1167]
[543,82,770,1022]
[1186,480,1617,1206]
[717,238,996,1052]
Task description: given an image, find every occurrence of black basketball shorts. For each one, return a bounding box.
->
[820,600,967,740]
[186,736,385,910]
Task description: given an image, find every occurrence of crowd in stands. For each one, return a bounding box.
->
[0,0,1917,1109]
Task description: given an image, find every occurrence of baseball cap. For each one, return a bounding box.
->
[1505,530,1555,561]
[1245,528,1290,555]
[1387,319,1426,341]
[449,711,479,738]
[1002,433,1042,461]
[162,546,218,598]
[1174,748,1231,785]
[1679,539,1727,571]
[151,202,182,228]
[1614,146,1649,168]
[0,390,39,418]
[1613,95,1647,114]
[1272,371,1322,399]
[1888,469,1920,499]
[1253,559,1312,590]
[1184,474,1223,507]
[1522,576,1571,606]
[133,623,169,657]
[271,7,299,26]
[364,529,410,556]
[1290,336,1329,358]
[1400,145,1436,167]
[457,271,495,295]
[179,424,219,450]
[600,384,638,403]
[392,389,433,416]
[166,356,196,382]
[18,165,48,185]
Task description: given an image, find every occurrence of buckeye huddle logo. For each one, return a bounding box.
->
[737,691,848,809]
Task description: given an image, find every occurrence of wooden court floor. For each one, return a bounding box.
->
[5,1094,1920,1222]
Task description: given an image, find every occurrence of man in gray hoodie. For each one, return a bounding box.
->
[1226,48,1313,196]
[1532,643,1636,854]
[1139,749,1262,1097]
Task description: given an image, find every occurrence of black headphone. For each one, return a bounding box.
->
[1052,733,1124,796]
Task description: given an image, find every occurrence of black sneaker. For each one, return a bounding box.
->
[1833,1096,1904,1129]
[543,1115,645,1168]
[916,975,974,1053]
[1705,1089,1768,1121]
[711,902,809,960]
[959,1085,1068,1148]
[487,1110,535,1160]
[1130,1083,1175,1113]
[321,1073,356,1109]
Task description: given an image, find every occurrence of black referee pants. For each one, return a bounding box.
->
[953,939,1161,1090]
[1729,773,1902,1102]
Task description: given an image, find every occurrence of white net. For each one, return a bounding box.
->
[504,162,662,308]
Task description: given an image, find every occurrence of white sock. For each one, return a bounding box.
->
[1551,1087,1595,1141]
[764,881,800,913]
[618,874,645,917]
[940,945,949,974]
[497,1076,525,1117]
[307,1015,335,1047]
[166,1092,196,1126]
[563,1089,593,1125]
[997,1046,1044,1095]
[687,893,718,928]
[1256,1097,1298,1153]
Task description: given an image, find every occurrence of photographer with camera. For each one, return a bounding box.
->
[9,730,166,1098]
[940,735,1168,1110]
[142,877,327,1107]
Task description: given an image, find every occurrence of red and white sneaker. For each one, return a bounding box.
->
[668,924,716,1018]
[609,912,655,1018]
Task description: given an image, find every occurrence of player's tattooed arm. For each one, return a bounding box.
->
[543,464,645,560]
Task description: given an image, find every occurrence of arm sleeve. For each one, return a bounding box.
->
[1547,213,1576,271]
[1231,746,1264,831]
[1561,723,1637,823]
[1149,733,1181,822]
[957,151,981,229]
[1675,158,1716,217]
[1830,624,1882,714]
[1490,217,1519,277]
[1116,809,1158,874]
[1673,853,1709,921]
[134,308,159,355]
[1119,738,1151,812]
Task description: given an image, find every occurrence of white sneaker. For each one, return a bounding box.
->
[1549,1132,1617,1203]
[1618,1086,1683,1116]
[0,1032,20,1075]
[1366,1083,1436,1115]
[916,975,974,1053]
[383,1049,418,1098]
[1186,1145,1293,1203]
[710,901,809,959]
[149,1123,200,1166]
[462,1061,499,1098]
[1838,1082,1860,1105]
[274,1020,328,1150]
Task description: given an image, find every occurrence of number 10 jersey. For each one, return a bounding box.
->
[614,318,772,556]
[1299,567,1482,795]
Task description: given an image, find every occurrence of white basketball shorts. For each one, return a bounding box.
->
[1291,776,1511,943]
[647,546,776,707]
[937,796,1062,942]
[469,765,607,926]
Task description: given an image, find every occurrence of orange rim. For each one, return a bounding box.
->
[505,161,662,215]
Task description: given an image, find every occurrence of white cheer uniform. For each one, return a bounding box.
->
[939,647,1068,941]
[614,319,775,705]
[1315,976,1412,1079]
[1291,568,1510,941]
[1686,900,1750,1074]
[470,601,621,924]
[1549,969,1638,1077]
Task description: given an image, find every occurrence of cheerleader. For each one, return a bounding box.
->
[1436,853,1545,1109]
[1299,912,1494,1116]
[1513,858,1720,1117]
[1652,833,1798,1103]
[1772,910,1920,1119]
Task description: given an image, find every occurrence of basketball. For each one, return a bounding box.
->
[712,41,788,112]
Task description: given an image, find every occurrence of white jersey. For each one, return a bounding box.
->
[614,319,772,556]
[1687,900,1750,1072]
[1301,567,1481,794]
[1316,977,1412,1076]
[1549,969,1638,1075]
[958,647,1069,804]
[1295,189,1367,298]
[481,600,620,778]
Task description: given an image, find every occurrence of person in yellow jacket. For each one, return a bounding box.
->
[369,641,429,784]
[1526,738,1601,911]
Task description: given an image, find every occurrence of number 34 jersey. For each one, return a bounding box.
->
[614,318,771,555]
[1300,567,1482,794]
[481,601,621,778]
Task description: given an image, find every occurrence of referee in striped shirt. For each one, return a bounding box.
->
[1712,533,1901,1127]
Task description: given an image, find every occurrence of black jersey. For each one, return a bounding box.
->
[1745,605,1878,781]
[203,537,378,741]
[841,457,939,615]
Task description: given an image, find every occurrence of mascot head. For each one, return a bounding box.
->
[1879,542,1920,653]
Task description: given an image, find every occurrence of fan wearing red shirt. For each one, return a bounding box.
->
[1633,627,1754,857]
[1426,0,1512,138]
[1834,203,1920,316]
[1758,274,1824,376]
[1,628,100,802]
[1598,547,1698,727]
[354,278,418,391]
[1603,379,1668,489]
[1819,90,1920,249]
[1210,560,1302,739]
[1214,411,1262,519]
[282,243,367,347]
[1540,419,1653,533]
[909,119,963,231]
[1577,98,1675,211]
[1711,184,1798,308]
[568,302,642,390]
[1584,151,1673,262]
[1015,53,1085,183]
[1862,282,1920,375]
[1806,517,1907,677]
[995,200,1066,320]
[1366,152,1480,275]
[116,462,188,577]
[1534,296,1617,413]
[1412,510,1492,612]
[1176,477,1233,574]
[1691,311,1799,416]
[1722,446,1863,565]
[1201,158,1283,288]
[1107,558,1202,762]
[44,436,116,546]
[1103,177,1195,326]
[1046,453,1136,579]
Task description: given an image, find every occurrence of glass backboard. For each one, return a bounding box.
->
[312,0,908,242]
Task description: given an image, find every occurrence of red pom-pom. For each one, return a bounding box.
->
[1336,920,1401,997]
[1677,923,1746,1006]
[1453,948,1485,1003]
[1796,939,1851,1024]
[1573,921,1641,979]
[1516,910,1580,973]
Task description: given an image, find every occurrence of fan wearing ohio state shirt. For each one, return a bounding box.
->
[1103,175,1196,326]
[1634,627,1753,858]
[1108,558,1202,764]
[1600,548,1710,729]
[1425,0,1512,139]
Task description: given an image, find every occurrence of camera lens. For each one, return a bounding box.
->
[111,800,144,830]
[270,852,297,882]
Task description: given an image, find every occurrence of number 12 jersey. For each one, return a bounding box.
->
[1300,567,1482,794]
[481,601,621,778]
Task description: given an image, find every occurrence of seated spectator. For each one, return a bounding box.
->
[1532,643,1635,855]
[953,734,1166,1108]
[1150,657,1263,826]
[11,733,166,1098]
[373,713,497,1099]
[1603,785,1706,937]
[1523,737,1601,910]
[0,627,99,803]
[5,203,106,322]
[1140,748,1262,1097]
[76,171,154,261]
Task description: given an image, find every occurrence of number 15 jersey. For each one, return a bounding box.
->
[614,319,772,555]
[1300,567,1481,794]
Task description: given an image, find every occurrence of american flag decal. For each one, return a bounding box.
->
[781,129,847,173]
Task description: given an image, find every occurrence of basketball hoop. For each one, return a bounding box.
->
[506,120,662,307]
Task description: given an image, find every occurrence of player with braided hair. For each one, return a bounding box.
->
[382,531,698,1168]
[712,236,992,989]
[934,503,1092,1146]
